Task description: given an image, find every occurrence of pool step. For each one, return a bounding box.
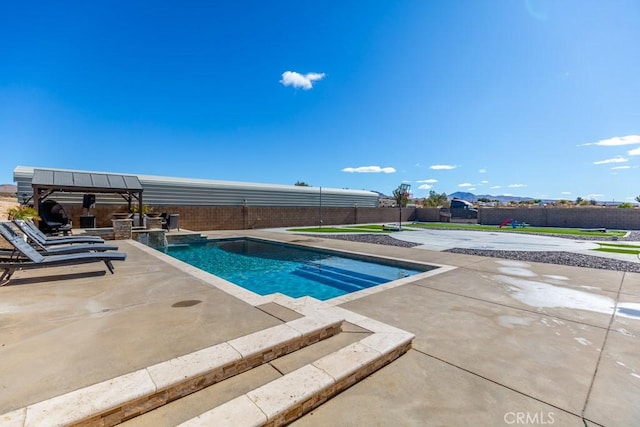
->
[292,263,388,294]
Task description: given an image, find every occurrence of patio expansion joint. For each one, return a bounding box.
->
[414,282,612,332]
[411,347,584,421]
[580,270,626,422]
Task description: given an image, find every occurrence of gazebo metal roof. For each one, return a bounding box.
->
[31,169,143,214]
[32,169,143,192]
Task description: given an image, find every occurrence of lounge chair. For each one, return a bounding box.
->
[15,219,105,246]
[0,222,127,285]
[1,222,119,256]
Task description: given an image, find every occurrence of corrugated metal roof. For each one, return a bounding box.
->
[31,168,143,191]
[14,166,380,207]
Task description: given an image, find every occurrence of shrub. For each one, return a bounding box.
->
[6,206,40,220]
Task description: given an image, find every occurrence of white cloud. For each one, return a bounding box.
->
[458,183,473,188]
[430,164,456,170]
[467,187,476,191]
[480,180,489,184]
[628,147,640,156]
[508,184,527,188]
[418,184,433,190]
[561,191,572,195]
[581,135,640,147]
[478,168,487,173]
[417,179,438,183]
[341,166,396,173]
[584,193,603,199]
[612,166,631,170]
[280,71,325,90]
[490,185,501,189]
[593,156,628,165]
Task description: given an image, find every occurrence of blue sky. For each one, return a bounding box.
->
[1,1,639,202]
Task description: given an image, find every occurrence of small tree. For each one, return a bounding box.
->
[423,190,449,207]
[393,185,410,208]
[294,181,310,187]
[635,195,640,204]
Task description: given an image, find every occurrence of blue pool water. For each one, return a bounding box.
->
[165,238,430,300]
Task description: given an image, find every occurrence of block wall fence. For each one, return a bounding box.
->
[476,207,640,230]
[63,206,418,230]
[62,205,640,231]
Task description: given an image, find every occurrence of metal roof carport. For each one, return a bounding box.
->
[31,169,143,217]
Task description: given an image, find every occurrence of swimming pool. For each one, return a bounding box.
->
[164,238,434,300]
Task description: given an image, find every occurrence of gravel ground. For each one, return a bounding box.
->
[305,232,640,273]
[0,197,18,221]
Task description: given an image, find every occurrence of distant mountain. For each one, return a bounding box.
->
[0,184,17,194]
[448,191,535,203]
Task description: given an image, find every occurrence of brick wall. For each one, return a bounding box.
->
[479,207,640,230]
[62,204,640,231]
[64,205,416,230]
[414,208,444,222]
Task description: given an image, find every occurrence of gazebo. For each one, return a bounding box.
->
[30,168,144,218]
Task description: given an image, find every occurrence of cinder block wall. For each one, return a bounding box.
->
[63,204,640,231]
[414,208,443,222]
[479,207,640,230]
[65,205,416,230]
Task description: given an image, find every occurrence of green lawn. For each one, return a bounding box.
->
[287,226,388,233]
[594,242,640,255]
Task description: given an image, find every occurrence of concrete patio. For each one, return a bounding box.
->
[1,229,638,426]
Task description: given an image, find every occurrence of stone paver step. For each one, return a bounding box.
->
[178,332,413,426]
[2,313,344,427]
[121,326,373,426]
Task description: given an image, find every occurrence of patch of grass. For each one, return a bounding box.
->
[409,222,627,238]
[598,243,640,249]
[593,247,640,255]
[592,242,640,255]
[349,225,386,230]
